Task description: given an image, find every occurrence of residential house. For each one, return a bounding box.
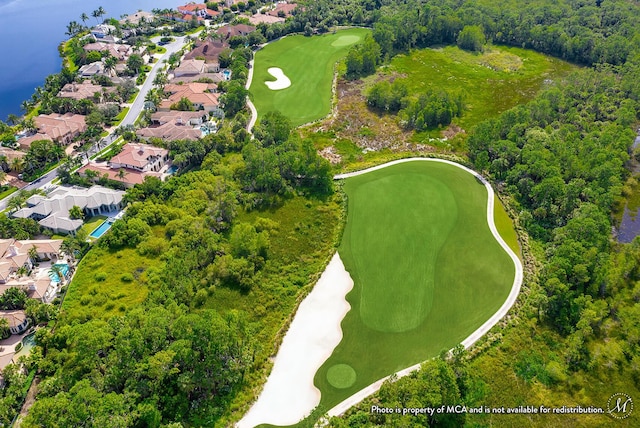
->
[0,310,29,336]
[79,143,170,188]
[0,239,63,284]
[83,42,132,61]
[249,13,285,25]
[184,39,229,71]
[136,110,206,141]
[216,24,256,39]
[11,186,125,235]
[177,3,219,19]
[58,81,115,101]
[267,2,298,18]
[160,82,220,112]
[78,61,105,78]
[91,24,117,40]
[119,10,155,25]
[17,113,86,150]
[173,59,206,77]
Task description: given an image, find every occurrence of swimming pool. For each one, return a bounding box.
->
[167,165,179,174]
[13,332,36,361]
[222,69,231,80]
[49,263,69,283]
[90,218,114,239]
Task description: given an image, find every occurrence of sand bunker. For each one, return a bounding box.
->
[237,253,354,427]
[264,67,291,90]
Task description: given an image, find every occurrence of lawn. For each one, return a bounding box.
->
[375,45,578,134]
[315,160,517,408]
[249,28,370,127]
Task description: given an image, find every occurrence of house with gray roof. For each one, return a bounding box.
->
[11,185,125,235]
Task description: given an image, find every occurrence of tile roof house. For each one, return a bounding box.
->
[91,24,117,40]
[79,143,170,188]
[58,81,115,101]
[17,113,86,150]
[184,39,229,70]
[83,42,132,61]
[119,10,155,25]
[159,82,220,112]
[267,2,298,17]
[138,111,208,142]
[11,186,125,235]
[0,239,63,284]
[177,3,219,19]
[173,59,206,77]
[78,61,106,78]
[249,14,285,25]
[216,24,256,39]
[0,310,29,336]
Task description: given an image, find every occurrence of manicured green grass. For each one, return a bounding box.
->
[82,215,107,237]
[60,247,160,324]
[376,45,578,134]
[250,28,370,126]
[315,161,516,408]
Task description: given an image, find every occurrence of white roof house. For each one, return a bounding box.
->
[12,185,125,235]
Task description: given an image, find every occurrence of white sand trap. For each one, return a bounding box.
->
[237,253,354,428]
[264,67,291,90]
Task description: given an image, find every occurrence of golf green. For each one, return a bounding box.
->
[315,160,517,408]
[249,28,370,127]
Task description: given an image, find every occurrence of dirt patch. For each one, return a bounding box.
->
[322,78,413,151]
[442,124,466,139]
[318,146,342,164]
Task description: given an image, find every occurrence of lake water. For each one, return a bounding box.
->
[0,0,180,121]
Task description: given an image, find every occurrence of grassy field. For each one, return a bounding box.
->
[60,246,160,324]
[249,28,370,127]
[375,45,578,135]
[315,160,516,408]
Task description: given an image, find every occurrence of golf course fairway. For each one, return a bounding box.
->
[316,159,517,409]
[249,28,369,126]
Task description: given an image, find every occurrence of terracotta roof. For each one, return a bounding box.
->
[267,3,297,17]
[79,163,160,186]
[216,24,256,38]
[184,39,229,63]
[249,14,285,25]
[174,59,206,76]
[0,310,27,329]
[109,143,168,169]
[151,111,206,125]
[136,122,202,141]
[32,113,86,143]
[58,81,114,101]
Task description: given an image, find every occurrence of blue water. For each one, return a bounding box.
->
[90,218,113,238]
[49,263,69,282]
[222,69,232,80]
[0,0,180,121]
[167,165,179,174]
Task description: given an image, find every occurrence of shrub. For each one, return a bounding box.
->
[95,271,107,282]
[120,273,134,282]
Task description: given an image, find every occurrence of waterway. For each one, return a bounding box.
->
[0,0,180,121]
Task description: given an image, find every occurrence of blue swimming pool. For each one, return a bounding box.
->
[222,69,231,80]
[167,165,179,174]
[90,218,114,239]
[49,263,69,283]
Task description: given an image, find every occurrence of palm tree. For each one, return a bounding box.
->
[103,55,117,76]
[68,205,84,220]
[117,168,128,181]
[92,9,101,25]
[10,157,25,173]
[6,114,19,126]
[28,245,39,263]
[80,12,89,28]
